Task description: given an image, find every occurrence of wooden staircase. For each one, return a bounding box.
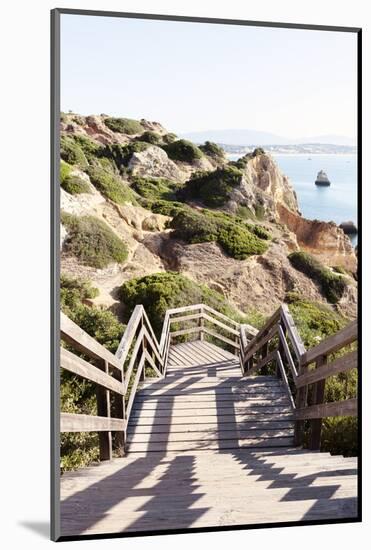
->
[58,303,359,538]
[127,341,295,453]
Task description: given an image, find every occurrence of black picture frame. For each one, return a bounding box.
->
[51,8,362,542]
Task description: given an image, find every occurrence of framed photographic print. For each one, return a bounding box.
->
[51,8,361,541]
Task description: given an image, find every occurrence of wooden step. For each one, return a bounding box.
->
[127,437,295,452]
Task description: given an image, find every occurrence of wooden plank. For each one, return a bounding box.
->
[202,304,240,327]
[143,326,163,367]
[243,323,279,363]
[170,326,201,338]
[308,355,327,450]
[244,307,281,352]
[276,351,296,409]
[96,360,112,461]
[130,412,294,424]
[123,327,144,394]
[278,326,298,379]
[144,350,163,378]
[302,320,357,366]
[128,420,294,434]
[169,313,203,324]
[60,347,124,395]
[128,437,294,452]
[127,428,294,444]
[141,307,162,354]
[296,350,357,387]
[125,353,146,424]
[114,304,143,364]
[203,327,240,349]
[294,398,358,420]
[159,312,170,354]
[167,304,203,315]
[203,313,239,337]
[60,413,124,432]
[244,349,277,376]
[280,304,306,358]
[61,312,121,370]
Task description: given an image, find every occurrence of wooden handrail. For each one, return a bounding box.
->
[240,305,358,450]
[60,300,358,461]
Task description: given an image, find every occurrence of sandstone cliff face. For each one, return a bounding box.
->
[239,153,299,215]
[277,204,357,272]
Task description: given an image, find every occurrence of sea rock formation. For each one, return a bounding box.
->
[315,170,331,186]
[340,221,358,235]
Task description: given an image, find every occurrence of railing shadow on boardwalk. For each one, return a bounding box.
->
[61,359,357,536]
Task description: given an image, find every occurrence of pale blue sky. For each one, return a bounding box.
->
[61,14,357,140]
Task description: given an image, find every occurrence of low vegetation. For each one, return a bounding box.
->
[61,175,91,195]
[104,116,144,135]
[100,141,150,171]
[131,176,180,201]
[169,208,269,259]
[138,130,162,145]
[60,275,125,472]
[119,271,243,335]
[60,135,88,169]
[288,251,347,303]
[285,293,356,456]
[199,141,225,160]
[87,164,135,204]
[61,212,128,268]
[164,139,204,162]
[179,166,243,207]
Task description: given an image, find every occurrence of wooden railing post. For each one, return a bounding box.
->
[96,360,113,461]
[277,321,286,380]
[294,358,308,447]
[199,305,204,341]
[308,355,327,450]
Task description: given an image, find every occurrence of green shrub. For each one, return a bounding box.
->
[119,272,242,335]
[288,251,347,304]
[164,139,204,162]
[248,224,271,240]
[61,175,91,195]
[286,293,348,348]
[236,205,255,220]
[138,130,162,145]
[100,141,150,170]
[321,417,357,457]
[199,141,225,159]
[162,132,177,144]
[169,208,269,259]
[60,275,125,472]
[131,176,180,201]
[179,166,243,207]
[61,213,128,268]
[87,164,135,204]
[60,160,72,184]
[104,117,143,135]
[140,199,188,217]
[60,135,88,169]
[170,210,219,244]
[72,134,103,162]
[217,223,268,259]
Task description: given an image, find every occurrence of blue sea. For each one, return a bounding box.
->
[228,153,358,245]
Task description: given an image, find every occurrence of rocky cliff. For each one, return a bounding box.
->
[59,113,357,319]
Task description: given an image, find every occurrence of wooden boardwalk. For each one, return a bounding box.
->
[60,340,358,537]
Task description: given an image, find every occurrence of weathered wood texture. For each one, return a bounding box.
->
[60,447,357,536]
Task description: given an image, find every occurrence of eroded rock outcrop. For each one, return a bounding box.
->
[277,204,357,272]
